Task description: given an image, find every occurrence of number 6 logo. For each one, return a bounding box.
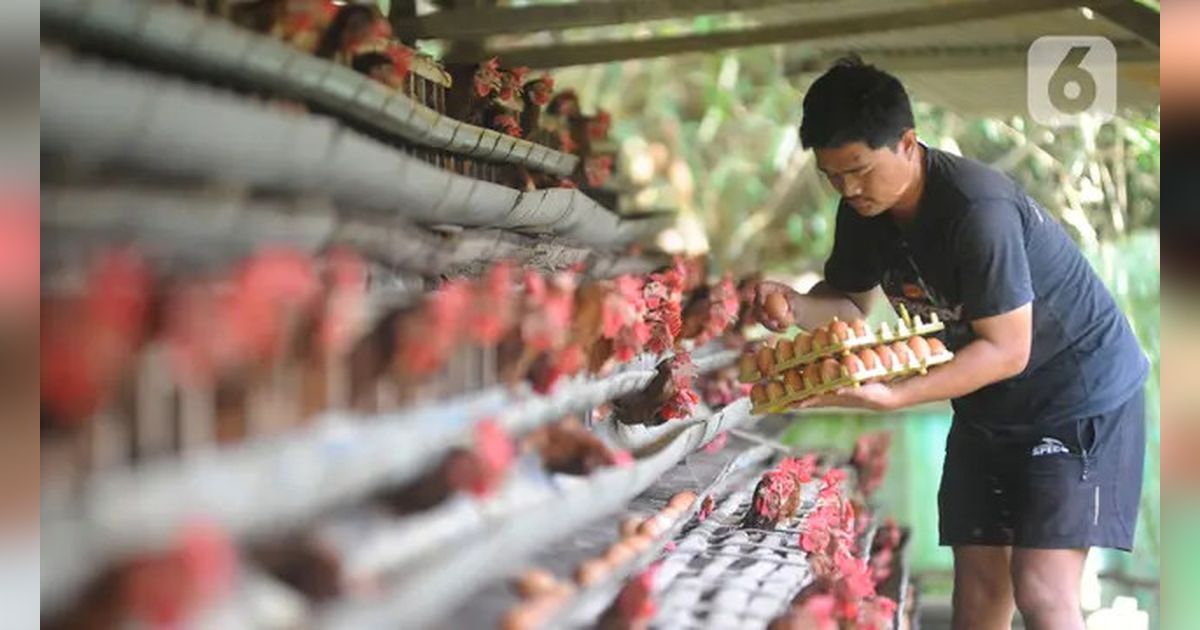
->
[1027,36,1117,125]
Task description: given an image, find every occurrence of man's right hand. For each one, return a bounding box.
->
[752,280,801,332]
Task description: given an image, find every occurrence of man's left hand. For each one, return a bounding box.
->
[792,382,906,412]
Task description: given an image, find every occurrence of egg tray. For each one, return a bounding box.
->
[738,314,946,384]
[749,350,953,415]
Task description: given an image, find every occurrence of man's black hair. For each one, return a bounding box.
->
[799,55,915,150]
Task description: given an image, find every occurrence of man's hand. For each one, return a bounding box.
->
[752,280,800,332]
[793,382,904,412]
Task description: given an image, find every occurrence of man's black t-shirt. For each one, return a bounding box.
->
[824,145,1148,431]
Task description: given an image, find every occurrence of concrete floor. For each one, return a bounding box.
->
[918,595,1027,630]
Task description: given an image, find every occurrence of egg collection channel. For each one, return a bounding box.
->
[739,306,954,413]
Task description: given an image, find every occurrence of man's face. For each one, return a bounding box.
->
[814,132,919,217]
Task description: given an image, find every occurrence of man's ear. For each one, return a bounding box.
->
[900,129,919,158]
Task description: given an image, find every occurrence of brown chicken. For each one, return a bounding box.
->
[523,416,623,476]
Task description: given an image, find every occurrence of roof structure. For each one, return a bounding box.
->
[393,0,1159,116]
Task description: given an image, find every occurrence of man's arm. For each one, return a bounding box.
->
[754,280,879,331]
[799,302,1032,412]
[889,302,1032,407]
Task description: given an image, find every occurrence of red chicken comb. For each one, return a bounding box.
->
[459,418,515,497]
[86,249,152,341]
[609,449,634,467]
[178,519,238,603]
[466,261,516,345]
[799,594,839,630]
[320,248,367,354]
[0,198,39,310]
[702,431,728,454]
[387,44,414,81]
[616,563,659,621]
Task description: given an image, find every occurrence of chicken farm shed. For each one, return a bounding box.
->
[39,0,1160,629]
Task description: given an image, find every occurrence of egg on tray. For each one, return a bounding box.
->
[756,344,777,375]
[784,369,805,393]
[907,335,932,362]
[819,358,842,384]
[793,332,813,357]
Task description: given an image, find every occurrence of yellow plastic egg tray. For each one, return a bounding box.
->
[739,304,946,383]
[749,348,954,415]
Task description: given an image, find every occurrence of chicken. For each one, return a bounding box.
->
[519,74,555,142]
[216,249,322,442]
[596,563,658,630]
[45,521,236,630]
[388,279,471,400]
[680,274,740,346]
[42,249,151,428]
[743,456,816,530]
[496,271,577,391]
[523,416,623,476]
[446,57,503,127]
[349,43,415,90]
[609,352,697,426]
[270,0,338,53]
[374,418,516,514]
[464,261,518,347]
[641,264,685,355]
[697,365,747,410]
[734,272,765,331]
[849,431,892,499]
[297,248,370,418]
[869,518,903,585]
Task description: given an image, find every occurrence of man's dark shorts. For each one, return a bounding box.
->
[938,389,1146,550]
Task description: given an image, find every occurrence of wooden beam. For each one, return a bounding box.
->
[1092,0,1159,48]
[393,0,816,40]
[783,41,1159,75]
[473,0,1103,68]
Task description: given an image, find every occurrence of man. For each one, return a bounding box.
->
[753,58,1148,630]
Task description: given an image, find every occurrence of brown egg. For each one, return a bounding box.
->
[928,337,948,356]
[803,363,823,387]
[842,354,865,378]
[575,559,608,586]
[619,515,642,537]
[858,347,882,372]
[756,344,777,375]
[739,353,759,379]
[605,542,635,566]
[829,319,851,344]
[766,380,787,402]
[750,384,769,406]
[891,341,916,367]
[775,339,795,364]
[851,318,870,339]
[501,605,538,630]
[636,514,667,537]
[908,336,932,361]
[784,369,805,393]
[626,534,653,554]
[669,491,697,511]
[819,358,842,383]
[659,506,681,522]
[811,327,830,351]
[875,345,901,372]
[793,333,813,357]
[548,582,576,602]
[514,568,559,599]
[764,291,792,324]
